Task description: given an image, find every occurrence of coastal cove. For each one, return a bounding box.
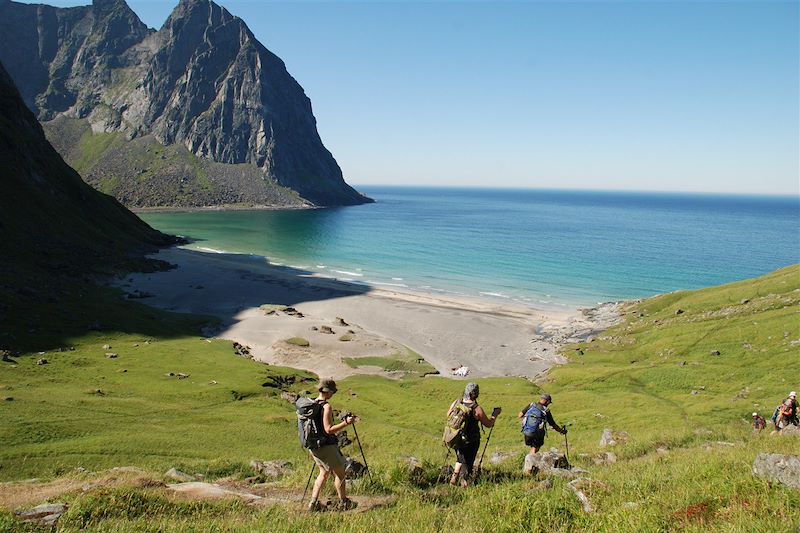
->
[140,187,800,309]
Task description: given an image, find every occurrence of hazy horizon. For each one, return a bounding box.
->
[14,0,800,196]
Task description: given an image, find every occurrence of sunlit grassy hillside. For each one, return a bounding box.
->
[1,266,798,532]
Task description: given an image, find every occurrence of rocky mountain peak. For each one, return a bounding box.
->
[0,0,371,207]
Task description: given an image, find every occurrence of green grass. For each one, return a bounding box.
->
[285,337,310,347]
[75,129,125,174]
[1,266,798,532]
[342,348,438,376]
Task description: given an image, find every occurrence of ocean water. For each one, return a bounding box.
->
[140,187,799,309]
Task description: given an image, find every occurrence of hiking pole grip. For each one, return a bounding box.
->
[352,422,372,479]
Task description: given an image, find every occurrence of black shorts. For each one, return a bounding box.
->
[455,441,480,472]
[524,430,545,449]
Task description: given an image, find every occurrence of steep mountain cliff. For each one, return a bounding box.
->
[0,0,371,208]
[0,59,175,287]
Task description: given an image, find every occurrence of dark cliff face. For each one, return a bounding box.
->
[0,60,173,278]
[0,0,371,208]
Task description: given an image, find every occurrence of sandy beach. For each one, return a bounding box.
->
[114,247,621,380]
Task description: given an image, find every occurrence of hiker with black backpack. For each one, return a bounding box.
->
[445,383,501,487]
[295,379,357,512]
[519,393,566,455]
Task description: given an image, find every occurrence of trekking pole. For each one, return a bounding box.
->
[562,423,572,469]
[351,422,372,479]
[300,460,316,504]
[474,425,495,483]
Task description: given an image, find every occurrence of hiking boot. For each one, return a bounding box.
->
[335,498,358,511]
[307,500,324,512]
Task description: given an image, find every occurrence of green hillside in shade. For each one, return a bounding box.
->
[0,60,177,326]
[1,257,797,530]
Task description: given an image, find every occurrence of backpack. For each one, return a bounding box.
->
[295,397,331,450]
[771,405,781,425]
[521,404,547,436]
[442,399,475,449]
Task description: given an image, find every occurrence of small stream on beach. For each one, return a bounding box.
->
[140,187,799,310]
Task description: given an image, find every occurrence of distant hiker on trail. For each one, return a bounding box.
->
[752,412,766,433]
[445,383,501,487]
[519,393,566,455]
[773,391,798,430]
[298,379,357,511]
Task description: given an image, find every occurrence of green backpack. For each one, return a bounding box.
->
[442,399,474,449]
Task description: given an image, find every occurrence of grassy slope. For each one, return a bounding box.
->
[1,266,798,532]
[42,118,306,208]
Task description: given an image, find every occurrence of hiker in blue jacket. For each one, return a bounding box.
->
[518,393,566,455]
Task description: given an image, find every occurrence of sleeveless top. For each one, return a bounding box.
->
[461,400,481,444]
[313,400,339,447]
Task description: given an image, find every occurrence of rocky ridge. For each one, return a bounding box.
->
[0,0,371,208]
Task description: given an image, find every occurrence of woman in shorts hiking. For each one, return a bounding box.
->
[448,382,501,487]
[307,378,357,511]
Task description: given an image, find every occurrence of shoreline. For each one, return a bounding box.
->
[113,246,623,380]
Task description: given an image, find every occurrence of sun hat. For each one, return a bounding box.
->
[790,391,797,397]
[318,378,337,393]
[752,412,758,417]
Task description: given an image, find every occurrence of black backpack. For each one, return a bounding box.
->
[295,398,332,449]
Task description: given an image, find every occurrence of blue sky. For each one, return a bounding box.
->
[16,0,800,195]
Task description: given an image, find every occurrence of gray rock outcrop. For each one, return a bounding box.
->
[752,453,800,489]
[0,0,371,208]
[14,503,68,527]
[249,459,292,479]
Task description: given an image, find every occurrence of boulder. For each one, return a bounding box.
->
[599,429,616,447]
[14,503,67,527]
[337,430,352,449]
[36,358,48,365]
[336,317,349,326]
[167,482,261,502]
[320,326,335,334]
[165,468,196,482]
[567,478,594,513]
[489,451,519,465]
[280,391,299,404]
[403,456,425,482]
[599,429,628,447]
[593,452,617,465]
[105,353,118,359]
[780,425,800,437]
[752,453,800,489]
[344,458,367,479]
[249,460,292,479]
[523,450,570,476]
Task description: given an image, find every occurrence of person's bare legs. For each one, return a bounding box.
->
[331,464,347,500]
[449,462,463,486]
[528,446,539,456]
[450,463,469,487]
[310,468,329,504]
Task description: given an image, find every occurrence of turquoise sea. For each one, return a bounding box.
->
[140,187,799,309]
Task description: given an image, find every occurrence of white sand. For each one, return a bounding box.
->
[114,247,621,380]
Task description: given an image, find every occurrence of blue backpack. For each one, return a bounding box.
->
[522,404,547,436]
